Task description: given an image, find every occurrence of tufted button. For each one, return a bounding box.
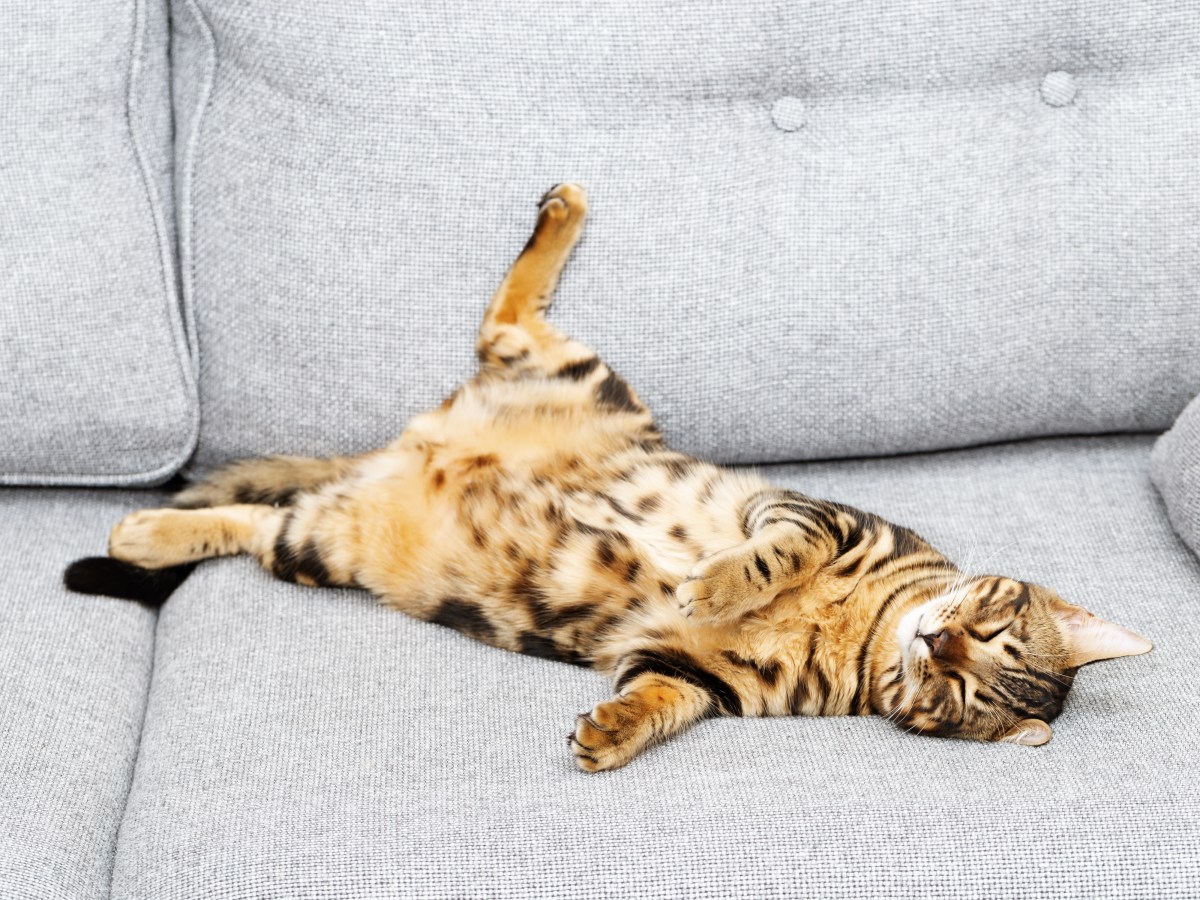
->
[771,96,806,131]
[1040,71,1077,107]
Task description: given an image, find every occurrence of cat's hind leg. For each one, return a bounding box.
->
[66,505,289,605]
[107,505,287,570]
[108,498,357,590]
[476,184,656,430]
[476,183,598,377]
[70,494,358,604]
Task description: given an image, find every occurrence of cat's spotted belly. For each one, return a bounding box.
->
[344,456,681,666]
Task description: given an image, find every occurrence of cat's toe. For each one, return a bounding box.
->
[674,576,711,619]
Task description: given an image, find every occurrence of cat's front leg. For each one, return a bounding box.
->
[676,522,826,623]
[570,679,710,772]
[675,489,858,623]
[569,648,743,771]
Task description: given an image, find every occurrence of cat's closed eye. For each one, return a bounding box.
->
[969,622,1012,643]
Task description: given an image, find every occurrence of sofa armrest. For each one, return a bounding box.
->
[1151,393,1200,557]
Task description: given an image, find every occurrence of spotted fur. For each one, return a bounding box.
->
[69,184,1153,770]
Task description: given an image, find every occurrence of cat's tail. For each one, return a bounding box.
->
[63,557,196,609]
[171,453,362,509]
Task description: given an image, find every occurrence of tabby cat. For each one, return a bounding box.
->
[66,184,1153,771]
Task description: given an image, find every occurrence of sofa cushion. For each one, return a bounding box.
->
[0,489,161,899]
[175,0,1200,474]
[0,0,196,486]
[1152,393,1200,558]
[109,435,1200,898]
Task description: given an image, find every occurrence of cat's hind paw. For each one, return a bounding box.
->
[538,182,588,221]
[109,508,226,568]
[109,509,188,568]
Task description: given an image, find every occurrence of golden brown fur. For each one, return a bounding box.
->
[96,184,1152,770]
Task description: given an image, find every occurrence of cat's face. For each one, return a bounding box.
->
[880,576,1152,745]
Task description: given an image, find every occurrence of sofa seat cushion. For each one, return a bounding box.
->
[175,0,1200,474]
[0,489,162,899]
[109,435,1200,898]
[1152,393,1200,559]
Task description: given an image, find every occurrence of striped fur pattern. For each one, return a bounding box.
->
[84,185,1152,770]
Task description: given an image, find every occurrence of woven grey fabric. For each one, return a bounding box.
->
[1151,393,1200,559]
[109,436,1199,898]
[177,0,1200,475]
[0,0,197,486]
[0,488,162,899]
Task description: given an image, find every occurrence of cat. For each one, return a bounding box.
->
[66,183,1153,771]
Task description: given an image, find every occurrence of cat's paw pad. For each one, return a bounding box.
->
[568,697,642,772]
[108,509,193,568]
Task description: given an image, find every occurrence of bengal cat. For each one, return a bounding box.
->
[66,184,1153,771]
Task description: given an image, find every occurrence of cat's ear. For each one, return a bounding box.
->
[998,718,1053,746]
[1050,599,1153,667]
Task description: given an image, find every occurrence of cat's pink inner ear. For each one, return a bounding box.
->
[999,718,1053,746]
[1051,601,1154,667]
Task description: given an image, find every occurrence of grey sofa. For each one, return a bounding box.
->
[3,1,1199,897]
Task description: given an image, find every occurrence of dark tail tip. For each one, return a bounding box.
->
[63,557,196,609]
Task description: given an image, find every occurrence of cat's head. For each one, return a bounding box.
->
[878,576,1152,745]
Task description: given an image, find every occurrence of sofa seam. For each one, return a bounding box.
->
[176,0,218,471]
[105,616,160,900]
[169,0,218,487]
[101,6,185,898]
[103,2,217,893]
[124,0,202,483]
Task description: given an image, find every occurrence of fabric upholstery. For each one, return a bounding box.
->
[0,0,196,486]
[110,436,1200,898]
[0,489,162,899]
[1152,393,1200,559]
[175,0,1200,475]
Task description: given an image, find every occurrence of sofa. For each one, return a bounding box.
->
[3,1,1199,897]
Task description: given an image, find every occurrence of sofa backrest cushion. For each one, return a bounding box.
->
[175,0,1200,473]
[0,0,196,486]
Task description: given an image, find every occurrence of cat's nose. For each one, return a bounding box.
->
[918,629,948,657]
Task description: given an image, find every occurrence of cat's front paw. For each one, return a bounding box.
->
[568,696,645,772]
[676,549,760,623]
